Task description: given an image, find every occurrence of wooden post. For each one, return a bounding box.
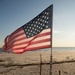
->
[59,70,61,75]
[40,54,42,75]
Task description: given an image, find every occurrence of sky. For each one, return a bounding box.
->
[0,0,75,47]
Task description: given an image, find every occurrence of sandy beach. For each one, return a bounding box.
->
[0,50,75,75]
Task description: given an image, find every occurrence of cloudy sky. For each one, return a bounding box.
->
[0,0,75,47]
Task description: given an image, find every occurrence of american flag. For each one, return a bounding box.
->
[3,5,53,54]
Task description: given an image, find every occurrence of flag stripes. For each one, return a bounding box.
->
[5,28,50,54]
[8,29,50,46]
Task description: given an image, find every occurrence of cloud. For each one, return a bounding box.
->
[53,30,60,34]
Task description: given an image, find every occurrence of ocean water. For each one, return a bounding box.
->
[36,47,75,51]
[0,48,3,52]
[0,47,75,53]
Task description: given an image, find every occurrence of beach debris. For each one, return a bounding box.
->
[6,57,14,66]
[66,56,69,59]
[0,59,5,62]
[64,71,68,74]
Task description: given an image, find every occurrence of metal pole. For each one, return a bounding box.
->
[50,4,53,75]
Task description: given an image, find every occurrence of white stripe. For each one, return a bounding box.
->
[13,49,24,53]
[41,29,50,34]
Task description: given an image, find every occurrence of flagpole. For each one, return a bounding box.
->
[50,4,53,75]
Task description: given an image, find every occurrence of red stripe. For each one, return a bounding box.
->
[4,36,9,51]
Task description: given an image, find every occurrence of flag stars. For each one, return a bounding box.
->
[31,30,32,32]
[40,19,42,22]
[45,12,49,15]
[42,20,44,22]
[46,26,49,28]
[28,30,30,31]
[45,12,47,14]
[34,25,36,26]
[26,26,29,28]
[47,17,49,19]
[32,34,33,36]
[38,26,40,29]
[38,30,41,32]
[27,36,30,38]
[38,18,40,20]
[33,31,35,33]
[36,22,38,24]
[26,32,28,34]
[40,23,42,25]
[29,33,31,35]
[23,6,50,38]
[25,29,27,31]
[43,24,45,26]
[46,21,48,24]
[30,27,31,29]
[35,32,37,34]
[33,21,35,23]
[42,15,44,18]
[44,16,46,19]
[37,26,38,27]
[31,24,33,26]
[38,22,40,24]
[35,28,37,30]
[47,12,49,15]
[45,21,47,23]
[32,28,34,29]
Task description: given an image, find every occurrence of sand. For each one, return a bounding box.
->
[0,50,75,75]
